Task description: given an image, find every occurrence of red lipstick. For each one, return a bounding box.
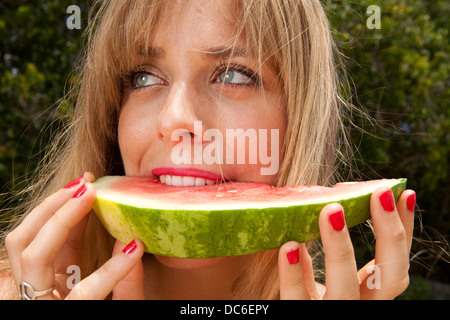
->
[151,167,222,181]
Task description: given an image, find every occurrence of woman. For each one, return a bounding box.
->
[0,0,415,299]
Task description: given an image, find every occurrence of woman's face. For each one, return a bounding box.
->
[118,0,285,268]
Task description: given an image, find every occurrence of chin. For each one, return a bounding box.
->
[153,254,229,270]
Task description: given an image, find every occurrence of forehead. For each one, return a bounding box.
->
[146,0,244,55]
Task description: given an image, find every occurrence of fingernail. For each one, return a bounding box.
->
[64,177,83,189]
[72,184,87,198]
[407,192,416,212]
[329,209,345,231]
[379,189,395,212]
[122,240,137,255]
[286,248,299,265]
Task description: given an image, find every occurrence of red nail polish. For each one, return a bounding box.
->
[379,189,395,212]
[407,193,416,212]
[72,184,87,198]
[64,177,83,189]
[329,210,345,231]
[286,248,299,264]
[122,240,137,255]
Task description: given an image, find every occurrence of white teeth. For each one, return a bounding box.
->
[195,177,206,186]
[172,175,182,186]
[182,176,195,186]
[159,175,216,186]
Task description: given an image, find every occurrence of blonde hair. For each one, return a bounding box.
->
[1,0,354,299]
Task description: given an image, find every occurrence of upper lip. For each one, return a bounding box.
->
[151,167,226,181]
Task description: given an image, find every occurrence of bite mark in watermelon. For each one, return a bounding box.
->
[92,176,407,258]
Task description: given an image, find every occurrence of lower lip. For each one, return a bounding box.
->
[151,167,221,181]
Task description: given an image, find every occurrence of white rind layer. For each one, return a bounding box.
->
[93,176,405,211]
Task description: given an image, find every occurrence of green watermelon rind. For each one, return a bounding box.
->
[93,179,406,258]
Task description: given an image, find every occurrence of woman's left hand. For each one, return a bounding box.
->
[278,187,416,300]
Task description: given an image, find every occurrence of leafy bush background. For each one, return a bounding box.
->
[1,1,448,298]
[324,0,449,296]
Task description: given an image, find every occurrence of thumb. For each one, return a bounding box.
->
[111,239,145,300]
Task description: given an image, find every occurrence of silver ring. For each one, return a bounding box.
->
[19,281,55,300]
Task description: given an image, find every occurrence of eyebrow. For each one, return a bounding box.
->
[197,46,249,60]
[138,45,249,60]
[139,46,166,59]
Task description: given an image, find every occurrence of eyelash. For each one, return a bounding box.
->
[212,61,262,87]
[121,62,261,90]
[121,66,157,90]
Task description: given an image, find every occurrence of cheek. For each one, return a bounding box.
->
[118,105,152,175]
[224,103,285,185]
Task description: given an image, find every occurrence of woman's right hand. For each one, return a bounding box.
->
[5,172,145,300]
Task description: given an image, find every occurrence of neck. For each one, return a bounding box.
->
[143,254,252,300]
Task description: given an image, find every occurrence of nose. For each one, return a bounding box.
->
[156,82,202,143]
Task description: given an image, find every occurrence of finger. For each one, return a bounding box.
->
[299,243,320,300]
[20,183,96,295]
[19,173,94,239]
[7,172,95,249]
[5,174,88,285]
[8,175,86,246]
[82,172,96,183]
[319,203,360,300]
[396,190,416,254]
[278,241,310,300]
[53,210,91,274]
[54,184,100,272]
[365,187,410,299]
[357,259,375,284]
[66,239,145,300]
[111,240,145,300]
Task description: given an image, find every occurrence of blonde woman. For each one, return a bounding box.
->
[0,0,415,300]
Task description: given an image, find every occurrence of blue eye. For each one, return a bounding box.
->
[216,70,253,85]
[135,73,164,88]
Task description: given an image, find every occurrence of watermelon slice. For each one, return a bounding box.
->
[92,176,407,258]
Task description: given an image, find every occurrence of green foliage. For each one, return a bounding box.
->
[397,275,433,300]
[0,1,87,193]
[325,0,449,281]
